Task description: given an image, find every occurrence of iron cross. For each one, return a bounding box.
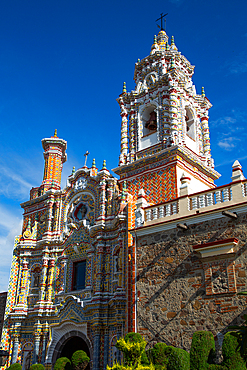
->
[156,12,168,31]
[84,151,90,167]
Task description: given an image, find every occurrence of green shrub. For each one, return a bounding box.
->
[54,357,72,370]
[166,347,190,370]
[124,333,149,365]
[7,364,22,370]
[190,331,216,369]
[71,350,90,370]
[116,336,147,368]
[149,343,169,369]
[106,363,155,370]
[30,364,45,370]
[222,332,246,369]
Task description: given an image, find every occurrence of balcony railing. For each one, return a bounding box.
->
[143,180,246,225]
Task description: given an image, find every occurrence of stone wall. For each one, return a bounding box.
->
[136,214,247,351]
[0,292,7,340]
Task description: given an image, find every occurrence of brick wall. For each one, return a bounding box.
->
[0,292,7,340]
[136,214,247,351]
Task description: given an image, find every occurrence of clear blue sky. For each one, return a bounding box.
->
[1,0,247,291]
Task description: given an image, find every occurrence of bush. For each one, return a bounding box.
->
[54,357,72,370]
[166,347,190,370]
[149,343,169,369]
[7,364,22,370]
[106,363,155,370]
[116,336,147,368]
[222,332,246,369]
[71,350,90,370]
[190,331,216,370]
[30,365,45,370]
[125,333,149,365]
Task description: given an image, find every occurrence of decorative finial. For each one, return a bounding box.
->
[54,129,57,137]
[154,35,157,44]
[165,42,169,51]
[84,151,90,167]
[170,55,175,69]
[123,82,127,94]
[137,58,140,63]
[170,36,178,51]
[92,158,96,168]
[72,166,75,175]
[102,160,107,170]
[201,87,205,98]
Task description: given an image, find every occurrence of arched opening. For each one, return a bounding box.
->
[141,106,157,137]
[60,337,90,365]
[52,331,92,370]
[185,107,195,140]
[139,105,158,150]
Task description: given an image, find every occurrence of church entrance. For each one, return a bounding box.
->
[60,336,90,360]
[52,331,92,370]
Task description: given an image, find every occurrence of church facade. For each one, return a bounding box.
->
[1,29,247,369]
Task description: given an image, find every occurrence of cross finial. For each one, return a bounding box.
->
[84,151,90,167]
[156,12,168,31]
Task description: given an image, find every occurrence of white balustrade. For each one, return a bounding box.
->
[242,182,247,197]
[146,209,151,222]
[165,204,171,217]
[144,184,236,225]
[159,206,164,218]
[153,207,158,220]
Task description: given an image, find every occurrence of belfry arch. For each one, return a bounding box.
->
[51,330,93,369]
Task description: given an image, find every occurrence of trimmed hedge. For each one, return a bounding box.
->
[7,364,22,370]
[106,363,155,370]
[54,357,72,370]
[190,331,216,370]
[149,343,169,369]
[71,350,90,370]
[221,332,246,369]
[166,347,189,370]
[30,365,45,370]
[190,330,247,369]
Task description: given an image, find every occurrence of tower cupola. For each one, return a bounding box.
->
[113,30,220,204]
[40,130,67,193]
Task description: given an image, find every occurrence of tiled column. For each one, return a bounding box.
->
[103,329,109,370]
[93,330,100,370]
[11,334,19,364]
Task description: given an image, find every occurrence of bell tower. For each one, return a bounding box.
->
[113,30,220,205]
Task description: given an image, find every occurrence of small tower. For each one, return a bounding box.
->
[40,130,67,193]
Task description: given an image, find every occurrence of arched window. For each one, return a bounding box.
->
[141,106,157,137]
[185,107,195,140]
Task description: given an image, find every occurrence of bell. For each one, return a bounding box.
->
[145,111,157,131]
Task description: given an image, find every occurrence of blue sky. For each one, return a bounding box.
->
[0,0,247,291]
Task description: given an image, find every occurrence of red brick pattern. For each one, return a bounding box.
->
[126,166,177,204]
